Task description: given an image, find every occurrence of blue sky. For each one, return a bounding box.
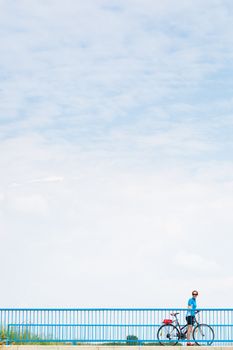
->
[0,0,233,307]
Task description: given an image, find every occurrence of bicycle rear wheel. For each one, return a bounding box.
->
[157,324,180,346]
[193,324,214,345]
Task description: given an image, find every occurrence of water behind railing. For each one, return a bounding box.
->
[0,308,233,345]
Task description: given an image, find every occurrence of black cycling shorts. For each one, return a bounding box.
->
[186,316,195,325]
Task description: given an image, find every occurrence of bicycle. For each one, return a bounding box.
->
[157,311,214,346]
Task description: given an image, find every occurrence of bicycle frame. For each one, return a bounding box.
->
[172,313,200,338]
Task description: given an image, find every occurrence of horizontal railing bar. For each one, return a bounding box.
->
[1,307,233,311]
[8,323,163,327]
[5,339,233,343]
[8,323,233,327]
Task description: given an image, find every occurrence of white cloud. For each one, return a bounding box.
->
[0,0,233,308]
[174,253,221,274]
[6,193,49,215]
[0,134,232,307]
[29,176,64,184]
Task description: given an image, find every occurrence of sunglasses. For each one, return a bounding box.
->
[192,293,198,296]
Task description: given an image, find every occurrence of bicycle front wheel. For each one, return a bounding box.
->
[157,324,180,346]
[193,324,214,346]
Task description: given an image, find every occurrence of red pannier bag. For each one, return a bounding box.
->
[163,319,173,324]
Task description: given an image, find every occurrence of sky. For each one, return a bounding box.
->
[0,0,233,308]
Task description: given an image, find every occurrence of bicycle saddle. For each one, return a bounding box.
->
[170,312,180,316]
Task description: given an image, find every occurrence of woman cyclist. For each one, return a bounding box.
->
[186,290,198,346]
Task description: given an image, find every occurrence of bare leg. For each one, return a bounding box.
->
[187,325,193,344]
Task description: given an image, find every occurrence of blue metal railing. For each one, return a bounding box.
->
[0,308,233,345]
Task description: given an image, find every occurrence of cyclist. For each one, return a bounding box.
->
[186,290,198,346]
